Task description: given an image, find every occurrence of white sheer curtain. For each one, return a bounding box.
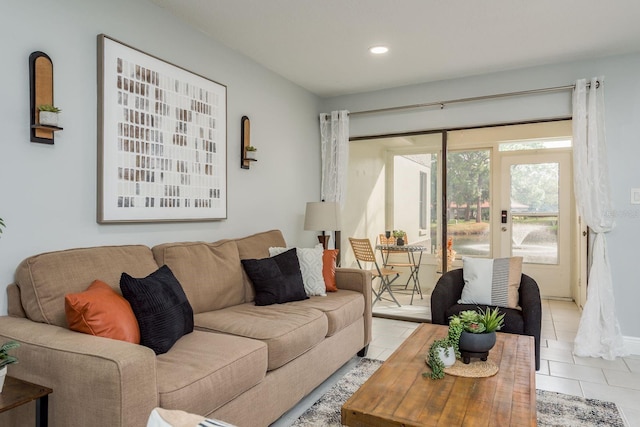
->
[320,110,349,207]
[572,77,626,359]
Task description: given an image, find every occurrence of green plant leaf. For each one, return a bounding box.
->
[38,104,62,113]
[478,307,505,332]
[0,356,18,369]
[0,340,20,352]
[0,340,20,368]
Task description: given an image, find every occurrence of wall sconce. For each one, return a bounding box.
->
[241,115,257,169]
[30,51,63,144]
[304,201,342,264]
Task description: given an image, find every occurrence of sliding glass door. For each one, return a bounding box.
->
[446,149,491,259]
[345,120,578,299]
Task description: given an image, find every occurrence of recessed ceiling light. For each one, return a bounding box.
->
[369,46,389,55]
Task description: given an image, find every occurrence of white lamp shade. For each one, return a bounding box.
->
[304,202,341,231]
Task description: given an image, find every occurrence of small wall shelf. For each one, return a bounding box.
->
[241,115,255,169]
[31,124,63,131]
[29,51,60,145]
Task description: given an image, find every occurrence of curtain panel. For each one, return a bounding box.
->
[572,77,626,359]
[320,111,349,207]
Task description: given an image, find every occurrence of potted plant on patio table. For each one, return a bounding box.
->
[392,230,405,246]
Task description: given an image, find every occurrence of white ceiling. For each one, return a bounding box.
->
[150,0,640,98]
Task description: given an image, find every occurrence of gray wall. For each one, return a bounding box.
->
[0,0,322,313]
[3,0,638,347]
[322,52,640,343]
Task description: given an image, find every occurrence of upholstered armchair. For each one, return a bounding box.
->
[431,269,542,370]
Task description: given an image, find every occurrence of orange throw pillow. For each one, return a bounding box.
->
[322,249,339,292]
[65,280,140,344]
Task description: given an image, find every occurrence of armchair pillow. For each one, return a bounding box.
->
[120,265,194,355]
[459,256,523,309]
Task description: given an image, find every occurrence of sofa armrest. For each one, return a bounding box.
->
[335,268,373,348]
[335,268,370,295]
[430,268,465,324]
[0,316,158,427]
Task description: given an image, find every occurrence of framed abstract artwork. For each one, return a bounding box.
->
[97,34,227,223]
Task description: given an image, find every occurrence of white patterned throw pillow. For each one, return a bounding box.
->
[459,256,523,309]
[147,407,237,427]
[269,245,327,296]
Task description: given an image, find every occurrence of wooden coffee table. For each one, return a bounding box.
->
[342,323,536,426]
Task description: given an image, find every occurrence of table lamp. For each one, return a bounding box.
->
[304,202,341,256]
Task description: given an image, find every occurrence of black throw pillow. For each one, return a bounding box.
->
[120,265,194,355]
[241,248,308,306]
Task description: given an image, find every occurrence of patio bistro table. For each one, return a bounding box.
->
[376,244,426,305]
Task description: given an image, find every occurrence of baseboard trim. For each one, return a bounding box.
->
[372,312,427,323]
[624,335,640,355]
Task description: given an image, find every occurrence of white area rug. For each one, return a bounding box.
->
[292,358,626,427]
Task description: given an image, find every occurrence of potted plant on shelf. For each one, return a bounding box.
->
[455,307,505,364]
[38,104,62,127]
[245,146,257,160]
[392,230,405,246]
[0,340,20,393]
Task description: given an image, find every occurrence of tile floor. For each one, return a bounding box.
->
[272,298,639,426]
[370,280,431,322]
[536,299,639,427]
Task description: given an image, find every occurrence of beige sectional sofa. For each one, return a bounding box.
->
[0,230,372,427]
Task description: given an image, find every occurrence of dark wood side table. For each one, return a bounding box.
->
[0,376,52,427]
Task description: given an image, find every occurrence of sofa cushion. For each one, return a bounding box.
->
[152,240,245,313]
[65,279,140,343]
[15,245,159,327]
[194,303,327,370]
[120,265,194,355]
[156,330,267,416]
[241,249,308,306]
[234,229,287,260]
[290,290,364,337]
